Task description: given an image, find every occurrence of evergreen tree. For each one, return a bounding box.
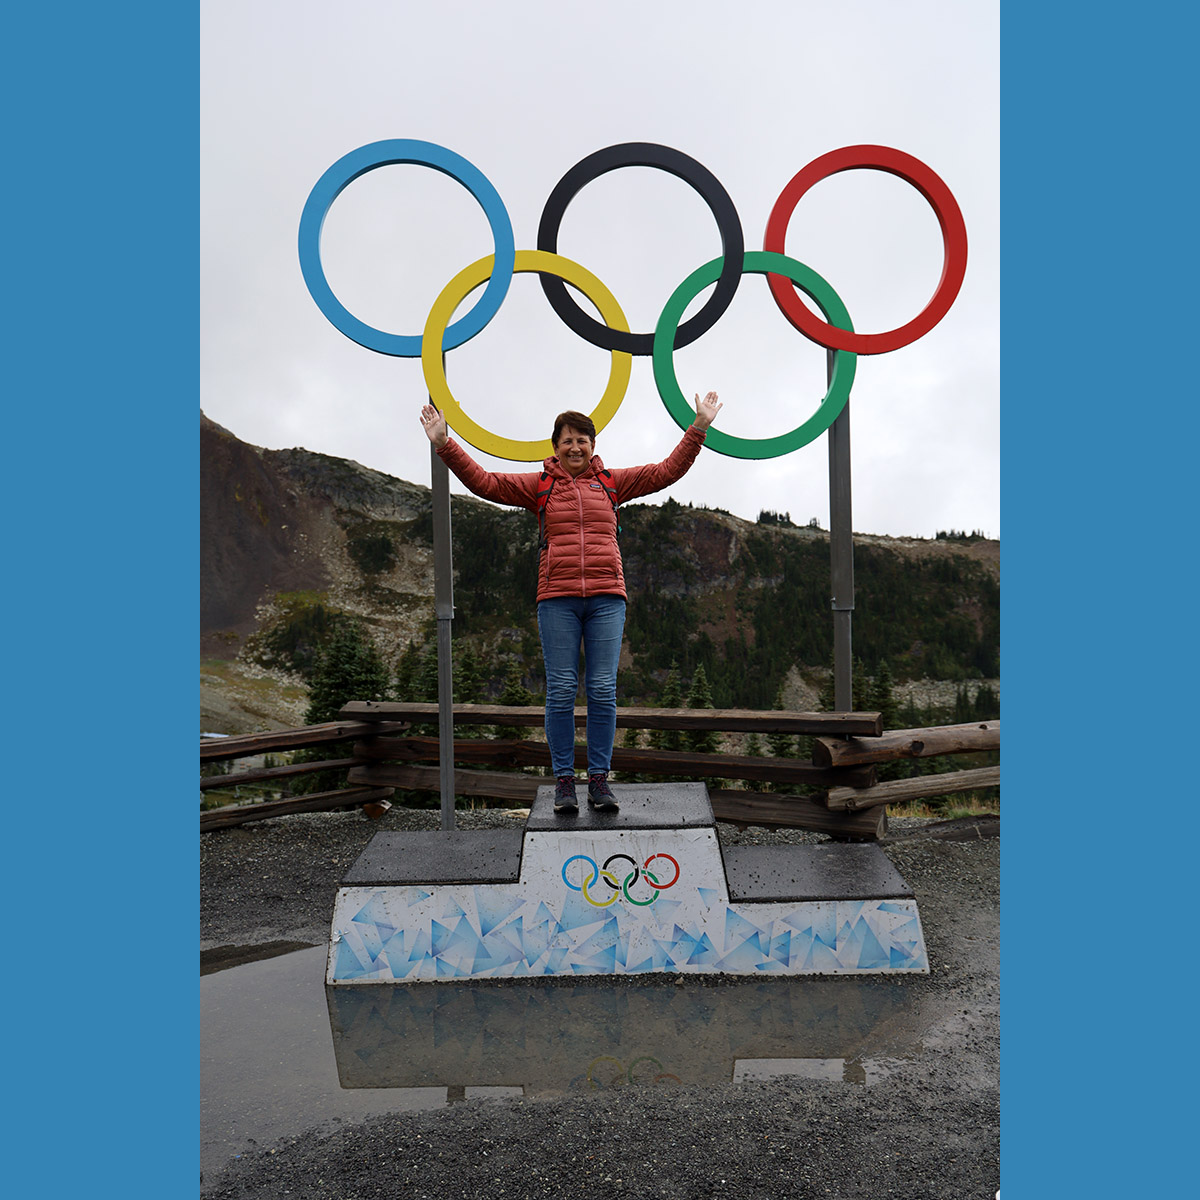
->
[303,620,389,725]
[416,644,441,703]
[744,731,766,792]
[817,657,836,712]
[393,640,421,701]
[454,643,484,704]
[407,643,442,735]
[852,656,870,713]
[649,664,683,752]
[684,663,719,754]
[868,660,899,731]
[767,682,795,758]
[972,682,1000,721]
[294,620,389,795]
[618,722,645,783]
[495,659,535,740]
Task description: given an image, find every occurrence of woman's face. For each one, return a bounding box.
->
[554,426,595,477]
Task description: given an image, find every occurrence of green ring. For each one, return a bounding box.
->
[623,868,662,906]
[652,250,857,459]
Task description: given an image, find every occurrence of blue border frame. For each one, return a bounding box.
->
[5,3,197,1195]
[1003,2,1193,1195]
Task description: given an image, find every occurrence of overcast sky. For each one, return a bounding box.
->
[201,0,998,539]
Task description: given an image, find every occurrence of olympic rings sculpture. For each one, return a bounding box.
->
[561,851,681,907]
[299,139,967,462]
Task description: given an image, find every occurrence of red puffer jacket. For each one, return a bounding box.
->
[436,425,707,602]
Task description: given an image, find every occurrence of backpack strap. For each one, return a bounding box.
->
[535,472,554,552]
[599,469,621,535]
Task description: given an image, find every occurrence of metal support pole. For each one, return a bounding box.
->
[827,348,854,712]
[430,381,455,829]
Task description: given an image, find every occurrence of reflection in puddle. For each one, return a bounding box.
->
[327,973,921,1094]
[202,944,922,1180]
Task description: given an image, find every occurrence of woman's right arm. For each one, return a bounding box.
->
[419,404,538,510]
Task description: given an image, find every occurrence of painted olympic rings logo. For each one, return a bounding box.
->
[561,852,681,907]
[582,1055,682,1090]
[299,139,967,463]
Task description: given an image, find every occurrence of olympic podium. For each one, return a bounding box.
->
[326,781,927,984]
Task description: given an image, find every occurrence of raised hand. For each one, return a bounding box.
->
[420,403,448,449]
[693,391,723,430]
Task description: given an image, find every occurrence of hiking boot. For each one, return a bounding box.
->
[587,774,619,812]
[553,775,578,814]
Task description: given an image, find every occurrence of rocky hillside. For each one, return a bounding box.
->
[201,412,998,731]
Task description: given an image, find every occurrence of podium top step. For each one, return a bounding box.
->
[526,781,715,832]
[341,829,524,886]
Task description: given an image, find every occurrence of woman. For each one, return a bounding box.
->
[420,392,722,815]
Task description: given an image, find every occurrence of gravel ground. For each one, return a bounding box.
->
[201,807,999,1199]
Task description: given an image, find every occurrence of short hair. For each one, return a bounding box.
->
[551,410,596,447]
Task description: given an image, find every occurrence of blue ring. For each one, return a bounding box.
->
[298,139,515,357]
[562,855,599,892]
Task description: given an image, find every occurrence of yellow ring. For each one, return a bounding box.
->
[421,249,632,461]
[582,869,622,908]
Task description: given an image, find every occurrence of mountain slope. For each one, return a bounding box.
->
[201,412,998,725]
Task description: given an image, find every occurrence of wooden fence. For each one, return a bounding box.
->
[201,702,999,839]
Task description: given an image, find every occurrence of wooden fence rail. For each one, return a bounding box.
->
[202,703,998,837]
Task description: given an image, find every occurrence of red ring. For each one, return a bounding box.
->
[643,853,679,889]
[763,145,968,355]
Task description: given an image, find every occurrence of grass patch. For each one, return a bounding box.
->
[890,789,1000,820]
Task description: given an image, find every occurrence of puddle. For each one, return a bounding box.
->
[202,944,923,1178]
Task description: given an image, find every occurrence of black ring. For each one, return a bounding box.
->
[602,853,639,892]
[537,143,745,356]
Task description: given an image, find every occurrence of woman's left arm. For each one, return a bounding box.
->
[612,391,723,502]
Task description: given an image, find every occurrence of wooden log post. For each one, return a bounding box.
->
[708,789,886,840]
[348,762,543,804]
[824,765,1001,811]
[339,701,883,738]
[200,786,396,831]
[201,720,410,762]
[353,735,877,789]
[813,721,999,768]
[200,758,359,791]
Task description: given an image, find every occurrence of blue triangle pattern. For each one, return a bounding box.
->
[725,908,768,952]
[356,922,384,964]
[517,918,550,966]
[429,919,453,959]
[407,927,431,962]
[854,919,890,969]
[334,938,369,980]
[716,931,767,973]
[473,888,524,937]
[801,937,843,972]
[578,943,617,973]
[687,931,718,966]
[648,898,683,925]
[769,929,792,964]
[557,887,609,932]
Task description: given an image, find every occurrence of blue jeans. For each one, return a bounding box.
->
[536,594,626,777]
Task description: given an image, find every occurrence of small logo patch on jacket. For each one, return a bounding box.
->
[588,483,604,489]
